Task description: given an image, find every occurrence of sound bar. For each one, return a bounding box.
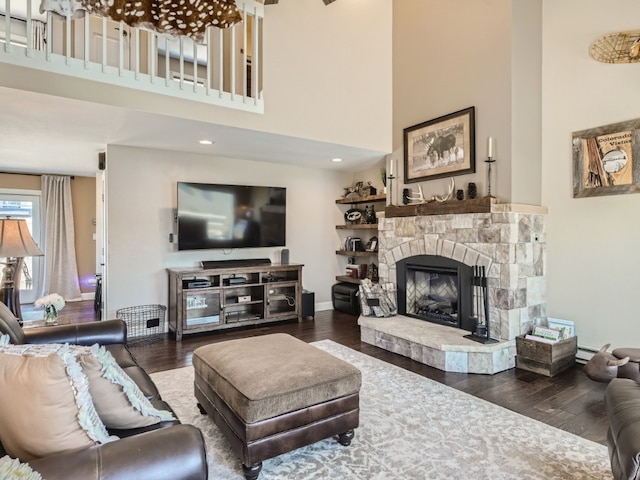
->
[201,258,272,269]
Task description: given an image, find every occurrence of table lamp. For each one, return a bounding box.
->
[0,218,44,324]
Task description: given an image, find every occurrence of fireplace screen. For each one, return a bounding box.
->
[406,266,459,326]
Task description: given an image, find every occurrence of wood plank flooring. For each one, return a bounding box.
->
[24,300,610,446]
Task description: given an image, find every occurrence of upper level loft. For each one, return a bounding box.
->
[0,0,264,113]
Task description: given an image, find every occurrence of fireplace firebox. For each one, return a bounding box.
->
[397,255,475,332]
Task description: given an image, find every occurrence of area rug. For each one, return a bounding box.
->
[150,340,612,480]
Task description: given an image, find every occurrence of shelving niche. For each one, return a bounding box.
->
[335,193,385,284]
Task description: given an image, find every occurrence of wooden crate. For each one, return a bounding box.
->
[515,335,577,377]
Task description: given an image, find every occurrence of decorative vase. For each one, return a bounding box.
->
[44,307,58,326]
[467,182,477,199]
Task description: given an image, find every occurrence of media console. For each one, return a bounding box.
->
[167,262,303,340]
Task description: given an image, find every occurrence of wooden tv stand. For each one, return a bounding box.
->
[167,263,303,341]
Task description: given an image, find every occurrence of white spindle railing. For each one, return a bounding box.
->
[0,0,264,113]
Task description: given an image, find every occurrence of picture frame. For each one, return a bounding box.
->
[403,107,476,183]
[572,117,640,198]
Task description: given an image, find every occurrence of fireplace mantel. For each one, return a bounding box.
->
[385,198,548,218]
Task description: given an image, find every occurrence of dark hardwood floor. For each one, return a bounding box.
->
[23,300,610,446]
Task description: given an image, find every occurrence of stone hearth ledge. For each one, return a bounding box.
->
[358,316,516,375]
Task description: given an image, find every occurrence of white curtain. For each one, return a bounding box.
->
[31,20,46,51]
[40,175,82,301]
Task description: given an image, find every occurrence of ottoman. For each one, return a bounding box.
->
[193,333,361,480]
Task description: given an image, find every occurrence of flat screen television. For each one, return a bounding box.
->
[177,182,286,250]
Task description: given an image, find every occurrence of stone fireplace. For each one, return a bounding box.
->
[358,200,548,374]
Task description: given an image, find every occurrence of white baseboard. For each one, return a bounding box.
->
[80,292,95,301]
[316,301,333,312]
[576,345,600,365]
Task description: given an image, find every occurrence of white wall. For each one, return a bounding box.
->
[104,145,349,318]
[542,0,640,350]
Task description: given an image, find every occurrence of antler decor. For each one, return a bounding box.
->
[40,0,243,42]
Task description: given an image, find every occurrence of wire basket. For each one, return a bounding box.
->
[116,304,167,339]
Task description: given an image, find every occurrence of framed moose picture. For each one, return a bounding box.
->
[403,107,476,183]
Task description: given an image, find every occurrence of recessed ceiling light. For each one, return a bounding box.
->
[199,140,213,145]
[331,158,343,163]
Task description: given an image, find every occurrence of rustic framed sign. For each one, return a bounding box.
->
[403,107,475,183]
[572,117,640,198]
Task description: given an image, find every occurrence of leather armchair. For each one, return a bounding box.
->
[605,378,640,480]
[0,302,208,479]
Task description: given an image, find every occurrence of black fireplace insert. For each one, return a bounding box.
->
[396,255,475,332]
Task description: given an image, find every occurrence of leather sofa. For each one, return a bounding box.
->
[605,378,640,480]
[0,305,208,480]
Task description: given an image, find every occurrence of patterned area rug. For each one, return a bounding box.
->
[150,340,612,480]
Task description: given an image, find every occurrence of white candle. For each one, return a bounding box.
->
[389,159,394,176]
[488,137,493,158]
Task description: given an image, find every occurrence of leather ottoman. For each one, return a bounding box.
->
[193,333,361,480]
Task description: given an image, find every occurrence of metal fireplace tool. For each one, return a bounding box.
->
[464,265,498,344]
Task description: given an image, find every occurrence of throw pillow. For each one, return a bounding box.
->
[74,344,175,429]
[0,455,43,480]
[0,344,114,461]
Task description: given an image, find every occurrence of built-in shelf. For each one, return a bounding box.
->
[335,250,377,257]
[335,193,386,205]
[335,275,361,285]
[336,224,378,230]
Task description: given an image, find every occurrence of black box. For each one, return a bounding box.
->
[332,282,361,316]
[302,290,315,319]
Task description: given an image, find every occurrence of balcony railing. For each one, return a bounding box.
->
[0,0,264,113]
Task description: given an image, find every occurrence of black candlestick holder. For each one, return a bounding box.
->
[485,156,496,198]
[387,174,396,206]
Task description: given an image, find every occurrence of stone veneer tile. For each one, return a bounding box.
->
[441,239,455,258]
[451,244,467,263]
[500,264,520,290]
[400,242,412,258]
[409,239,424,256]
[518,216,532,242]
[424,234,438,255]
[479,225,501,243]
[468,352,494,374]
[451,214,475,229]
[361,327,375,344]
[445,351,468,373]
[423,347,446,371]
[455,228,479,243]
[436,238,444,256]
[495,244,516,264]
[500,224,519,244]
[462,248,479,266]
[394,218,416,238]
[516,243,533,264]
[491,212,518,224]
[526,277,546,306]
[392,246,403,263]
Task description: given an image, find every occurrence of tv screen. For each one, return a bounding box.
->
[177,182,286,250]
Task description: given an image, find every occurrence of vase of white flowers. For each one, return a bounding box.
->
[35,293,65,326]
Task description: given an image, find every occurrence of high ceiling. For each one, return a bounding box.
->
[0,85,386,177]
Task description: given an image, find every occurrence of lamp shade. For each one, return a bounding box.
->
[0,218,44,258]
